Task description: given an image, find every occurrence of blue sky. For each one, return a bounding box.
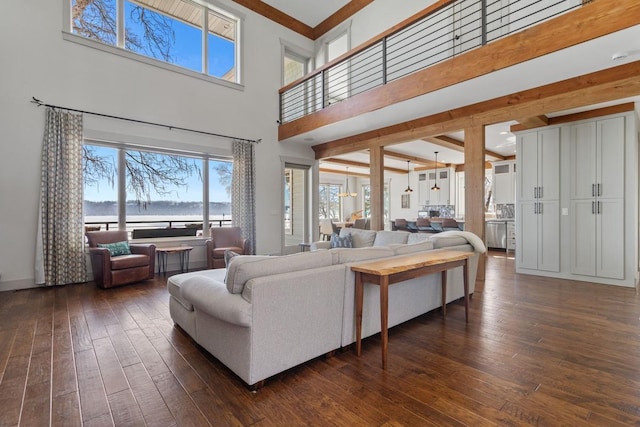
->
[124,1,235,77]
[84,146,231,203]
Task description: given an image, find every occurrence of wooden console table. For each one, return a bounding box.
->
[351,249,472,369]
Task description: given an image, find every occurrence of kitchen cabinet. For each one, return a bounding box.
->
[418,168,453,206]
[506,221,515,252]
[516,128,560,272]
[492,160,515,204]
[569,116,625,279]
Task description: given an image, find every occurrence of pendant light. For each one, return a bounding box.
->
[338,167,357,197]
[404,160,413,193]
[431,151,441,191]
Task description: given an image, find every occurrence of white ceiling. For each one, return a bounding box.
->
[267,3,640,176]
[261,0,351,27]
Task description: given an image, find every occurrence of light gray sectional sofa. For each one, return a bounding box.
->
[167,229,485,388]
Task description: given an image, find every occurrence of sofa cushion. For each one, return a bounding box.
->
[407,233,432,244]
[110,254,149,270]
[339,228,376,248]
[389,240,435,256]
[330,233,353,248]
[181,276,252,327]
[226,251,333,294]
[373,230,410,247]
[330,247,394,264]
[167,269,227,311]
[98,241,131,256]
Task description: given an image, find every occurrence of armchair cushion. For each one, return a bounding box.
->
[111,254,151,270]
[97,241,131,256]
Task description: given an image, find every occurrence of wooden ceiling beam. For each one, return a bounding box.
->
[425,135,506,161]
[319,167,369,178]
[516,115,549,129]
[231,0,314,39]
[312,60,640,158]
[510,103,635,132]
[322,157,406,174]
[313,0,373,39]
[381,150,433,166]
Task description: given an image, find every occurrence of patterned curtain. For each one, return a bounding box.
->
[35,108,87,286]
[231,140,256,254]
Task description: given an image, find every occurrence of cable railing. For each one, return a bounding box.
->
[279,0,584,124]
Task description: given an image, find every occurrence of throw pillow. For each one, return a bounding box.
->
[97,241,131,256]
[330,233,353,248]
[223,250,240,284]
[224,250,239,268]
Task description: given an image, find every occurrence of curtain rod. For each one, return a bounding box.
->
[30,97,261,144]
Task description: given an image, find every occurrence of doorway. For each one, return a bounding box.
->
[283,164,310,254]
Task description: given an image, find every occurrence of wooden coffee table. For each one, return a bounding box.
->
[351,249,472,369]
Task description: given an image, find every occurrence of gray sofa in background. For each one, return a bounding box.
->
[167,229,484,388]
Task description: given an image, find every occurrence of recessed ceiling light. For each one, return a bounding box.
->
[303,137,314,142]
[611,52,628,61]
[499,131,509,135]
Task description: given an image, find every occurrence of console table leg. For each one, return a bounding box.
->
[463,260,469,323]
[441,270,447,318]
[380,276,389,369]
[355,272,364,357]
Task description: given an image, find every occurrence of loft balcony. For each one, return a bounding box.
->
[278,0,640,147]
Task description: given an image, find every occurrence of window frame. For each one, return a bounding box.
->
[63,0,244,89]
[319,183,343,222]
[83,139,233,239]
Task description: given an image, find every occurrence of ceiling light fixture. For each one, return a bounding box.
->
[338,167,357,197]
[431,152,441,191]
[404,160,413,193]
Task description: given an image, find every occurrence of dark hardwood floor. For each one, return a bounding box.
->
[1,251,640,426]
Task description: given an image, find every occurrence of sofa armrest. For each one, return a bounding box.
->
[88,247,112,287]
[242,239,251,255]
[311,241,331,251]
[129,243,155,256]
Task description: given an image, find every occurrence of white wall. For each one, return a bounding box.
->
[0,0,315,290]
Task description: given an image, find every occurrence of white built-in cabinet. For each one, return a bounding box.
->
[492,160,515,204]
[515,112,637,287]
[569,117,625,279]
[516,128,560,272]
[418,168,454,206]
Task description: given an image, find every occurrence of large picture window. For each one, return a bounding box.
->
[83,142,232,237]
[71,0,239,82]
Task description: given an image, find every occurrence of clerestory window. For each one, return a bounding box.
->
[70,0,240,83]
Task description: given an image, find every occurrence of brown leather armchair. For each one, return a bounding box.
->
[86,230,156,288]
[206,227,251,269]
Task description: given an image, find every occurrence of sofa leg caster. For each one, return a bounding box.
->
[249,380,265,391]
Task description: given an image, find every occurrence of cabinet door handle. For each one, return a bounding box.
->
[598,183,601,197]
[592,184,595,197]
[538,186,542,199]
[539,202,543,214]
[597,201,601,214]
[534,202,537,214]
[592,201,595,214]
[534,187,537,199]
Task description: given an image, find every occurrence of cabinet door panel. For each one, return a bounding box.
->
[570,199,596,276]
[597,199,624,279]
[538,200,560,272]
[597,117,625,199]
[569,122,597,199]
[517,201,538,270]
[538,128,560,200]
[518,132,539,201]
